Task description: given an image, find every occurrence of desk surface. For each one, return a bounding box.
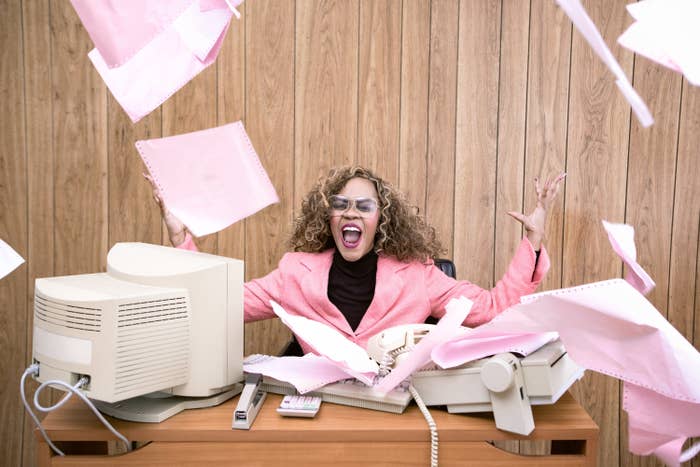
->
[41,392,596,442]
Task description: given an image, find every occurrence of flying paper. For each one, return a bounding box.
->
[70,0,193,68]
[602,220,655,295]
[136,121,279,237]
[556,0,654,127]
[432,279,700,467]
[0,239,25,280]
[618,0,700,86]
[82,0,243,122]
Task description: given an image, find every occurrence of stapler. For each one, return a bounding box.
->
[232,373,267,430]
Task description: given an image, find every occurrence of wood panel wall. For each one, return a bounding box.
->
[1,1,698,466]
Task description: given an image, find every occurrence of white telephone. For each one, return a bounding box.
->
[366,323,440,370]
[365,323,584,436]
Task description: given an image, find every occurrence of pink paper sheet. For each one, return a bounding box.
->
[602,220,655,295]
[375,297,473,393]
[0,239,24,280]
[618,0,700,86]
[243,354,357,394]
[431,331,558,369]
[136,121,279,237]
[270,300,378,385]
[70,0,193,68]
[88,1,238,122]
[432,279,700,466]
[556,0,654,127]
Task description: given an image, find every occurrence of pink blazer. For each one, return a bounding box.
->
[179,235,550,352]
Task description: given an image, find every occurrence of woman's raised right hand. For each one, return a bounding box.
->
[143,173,188,247]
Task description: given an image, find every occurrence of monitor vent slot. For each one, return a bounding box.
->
[117,297,188,327]
[114,311,189,398]
[34,293,102,332]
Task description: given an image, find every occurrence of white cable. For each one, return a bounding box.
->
[33,378,132,452]
[20,365,65,456]
[409,384,438,467]
[32,376,86,413]
[680,441,700,463]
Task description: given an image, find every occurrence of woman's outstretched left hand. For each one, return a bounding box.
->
[507,172,566,251]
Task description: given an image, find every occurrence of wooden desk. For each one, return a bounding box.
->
[36,392,597,466]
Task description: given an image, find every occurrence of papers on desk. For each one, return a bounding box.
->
[0,239,24,280]
[270,300,378,385]
[262,297,473,392]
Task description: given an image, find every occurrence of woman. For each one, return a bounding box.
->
[146,166,564,352]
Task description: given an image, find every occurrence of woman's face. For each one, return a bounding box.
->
[329,177,381,262]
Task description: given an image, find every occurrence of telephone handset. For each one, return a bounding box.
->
[366,323,437,371]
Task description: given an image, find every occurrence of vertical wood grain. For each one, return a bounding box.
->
[1,1,27,464]
[563,0,634,465]
[107,102,162,247]
[453,0,501,288]
[677,81,700,467]
[669,82,700,352]
[51,1,108,276]
[21,0,52,464]
[398,0,430,214]
[524,0,570,292]
[294,0,359,209]
[494,0,529,282]
[357,0,401,182]
[426,0,458,259]
[243,0,295,355]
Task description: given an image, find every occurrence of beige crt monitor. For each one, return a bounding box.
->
[32,242,245,422]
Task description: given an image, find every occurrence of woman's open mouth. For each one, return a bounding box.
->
[341,224,362,248]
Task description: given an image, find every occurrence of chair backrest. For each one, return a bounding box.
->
[433,258,456,279]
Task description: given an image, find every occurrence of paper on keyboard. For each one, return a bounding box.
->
[0,238,25,280]
[243,354,358,394]
[270,300,378,384]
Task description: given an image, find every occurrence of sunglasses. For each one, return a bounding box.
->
[328,195,378,216]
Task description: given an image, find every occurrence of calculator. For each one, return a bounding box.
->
[276,395,322,418]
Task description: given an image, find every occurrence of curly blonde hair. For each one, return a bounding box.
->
[289,166,444,262]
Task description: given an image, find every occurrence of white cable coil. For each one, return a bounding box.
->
[21,364,131,456]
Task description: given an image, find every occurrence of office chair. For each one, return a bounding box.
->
[279,259,457,356]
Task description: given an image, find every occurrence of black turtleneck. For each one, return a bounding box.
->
[327,249,378,331]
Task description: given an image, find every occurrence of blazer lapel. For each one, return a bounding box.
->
[355,255,408,335]
[298,250,355,336]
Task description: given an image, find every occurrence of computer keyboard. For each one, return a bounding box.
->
[260,376,412,414]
